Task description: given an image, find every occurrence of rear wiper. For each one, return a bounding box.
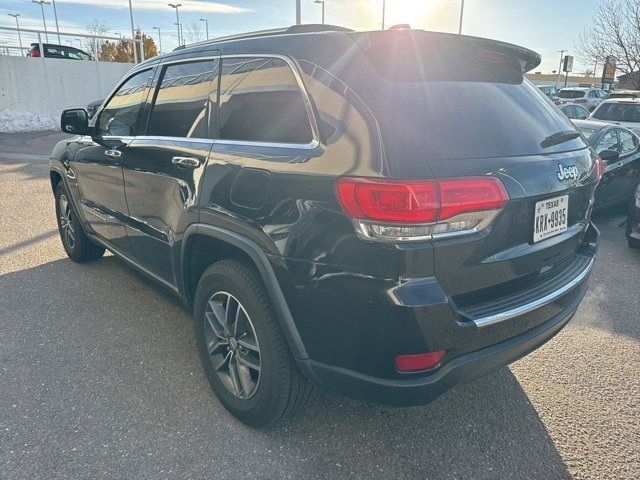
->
[540,130,581,148]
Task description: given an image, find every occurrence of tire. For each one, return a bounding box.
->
[193,259,313,427]
[54,182,105,262]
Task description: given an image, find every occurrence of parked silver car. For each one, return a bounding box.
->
[554,87,606,111]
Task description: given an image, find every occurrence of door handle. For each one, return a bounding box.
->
[172,156,201,168]
[105,149,122,158]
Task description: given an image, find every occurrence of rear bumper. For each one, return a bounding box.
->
[298,287,583,406]
[290,222,598,406]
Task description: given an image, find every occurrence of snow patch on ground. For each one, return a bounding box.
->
[0,110,58,133]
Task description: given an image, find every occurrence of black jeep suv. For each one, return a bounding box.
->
[51,26,600,426]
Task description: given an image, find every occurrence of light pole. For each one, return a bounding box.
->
[8,14,22,52]
[458,0,465,34]
[296,0,301,25]
[51,0,60,43]
[152,26,162,53]
[555,49,566,89]
[381,0,386,30]
[32,0,51,43]
[169,3,182,45]
[127,0,138,62]
[199,18,209,39]
[314,0,325,24]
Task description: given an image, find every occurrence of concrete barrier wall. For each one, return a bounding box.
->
[0,56,133,117]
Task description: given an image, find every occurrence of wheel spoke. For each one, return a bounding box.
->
[206,305,227,340]
[228,354,242,396]
[237,350,260,372]
[213,350,231,371]
[208,339,228,355]
[238,335,259,352]
[237,362,256,396]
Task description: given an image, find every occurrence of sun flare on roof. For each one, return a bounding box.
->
[381,0,437,28]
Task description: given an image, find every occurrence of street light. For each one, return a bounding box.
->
[314,0,325,24]
[32,0,51,43]
[174,22,183,46]
[199,18,209,40]
[51,0,61,43]
[168,3,182,45]
[381,0,385,30]
[458,0,465,34]
[152,26,163,53]
[8,14,22,52]
[128,0,138,62]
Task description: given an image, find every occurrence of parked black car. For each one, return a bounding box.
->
[626,181,640,247]
[51,26,600,426]
[573,120,640,209]
[27,43,93,60]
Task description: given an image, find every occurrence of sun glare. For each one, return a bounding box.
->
[383,0,435,28]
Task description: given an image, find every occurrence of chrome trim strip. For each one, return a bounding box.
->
[471,257,595,328]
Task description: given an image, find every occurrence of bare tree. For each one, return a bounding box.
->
[576,0,640,88]
[84,20,109,59]
[183,21,204,45]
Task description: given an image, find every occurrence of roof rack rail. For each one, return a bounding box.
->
[173,24,353,51]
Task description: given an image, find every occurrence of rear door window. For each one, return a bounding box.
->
[218,57,313,144]
[147,59,218,138]
[618,129,638,154]
[596,130,619,153]
[557,90,586,99]
[97,69,153,137]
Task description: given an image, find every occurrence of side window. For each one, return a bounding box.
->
[576,106,590,120]
[147,59,218,138]
[596,130,619,153]
[618,129,638,154]
[218,57,314,144]
[97,69,153,137]
[588,90,598,98]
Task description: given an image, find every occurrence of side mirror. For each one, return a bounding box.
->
[60,108,90,135]
[598,149,620,163]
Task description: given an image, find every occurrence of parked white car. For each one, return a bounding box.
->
[553,87,607,111]
[588,98,640,133]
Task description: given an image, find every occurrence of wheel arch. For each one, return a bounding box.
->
[50,169,63,192]
[181,224,309,360]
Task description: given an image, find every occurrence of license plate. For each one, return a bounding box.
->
[533,195,568,243]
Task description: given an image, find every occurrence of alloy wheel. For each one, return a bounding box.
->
[58,194,76,249]
[204,291,261,399]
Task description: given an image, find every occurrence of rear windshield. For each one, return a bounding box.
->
[557,90,586,99]
[355,37,586,160]
[592,103,640,122]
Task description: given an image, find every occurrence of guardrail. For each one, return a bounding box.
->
[0,25,144,63]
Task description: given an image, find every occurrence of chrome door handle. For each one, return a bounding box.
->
[172,156,201,168]
[105,149,122,158]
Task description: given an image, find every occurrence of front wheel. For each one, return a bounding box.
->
[54,182,105,262]
[193,259,313,427]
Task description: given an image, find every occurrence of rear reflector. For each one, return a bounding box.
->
[395,350,446,372]
[336,177,507,223]
[595,155,605,182]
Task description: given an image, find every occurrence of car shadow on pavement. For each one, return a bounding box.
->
[0,257,572,480]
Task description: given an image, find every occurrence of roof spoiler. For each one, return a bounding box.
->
[352,30,541,74]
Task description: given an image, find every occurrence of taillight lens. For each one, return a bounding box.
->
[336,177,509,242]
[595,155,605,183]
[31,49,40,57]
[395,350,446,372]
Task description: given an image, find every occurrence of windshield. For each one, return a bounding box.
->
[592,103,640,122]
[557,90,586,99]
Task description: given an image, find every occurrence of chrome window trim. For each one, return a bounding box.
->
[470,257,595,328]
[216,53,321,149]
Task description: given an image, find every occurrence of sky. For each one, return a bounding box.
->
[0,0,600,73]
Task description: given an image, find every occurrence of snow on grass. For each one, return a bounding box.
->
[0,110,58,133]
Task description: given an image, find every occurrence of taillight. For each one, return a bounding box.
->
[395,350,446,372]
[575,98,587,104]
[595,155,605,183]
[335,177,509,242]
[31,49,40,57]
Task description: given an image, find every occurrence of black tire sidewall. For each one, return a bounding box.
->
[54,182,79,258]
[193,261,292,425]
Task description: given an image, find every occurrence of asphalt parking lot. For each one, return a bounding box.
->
[1,131,639,480]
